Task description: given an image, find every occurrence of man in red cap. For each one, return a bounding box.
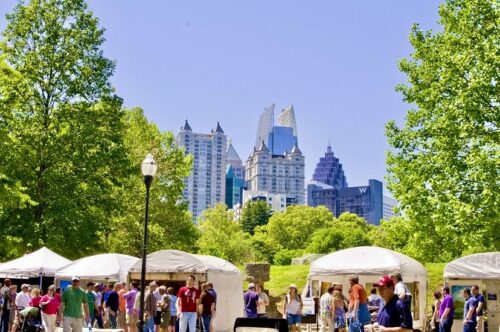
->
[374,276,412,332]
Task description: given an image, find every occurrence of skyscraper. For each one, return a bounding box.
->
[254,104,298,155]
[245,141,305,209]
[225,140,246,208]
[177,120,227,220]
[312,144,348,189]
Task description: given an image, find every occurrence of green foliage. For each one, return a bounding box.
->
[266,265,310,297]
[273,249,303,266]
[240,200,272,235]
[386,0,500,262]
[265,205,335,252]
[0,0,128,258]
[369,217,413,253]
[197,204,254,264]
[306,213,372,254]
[106,108,198,255]
[425,263,446,313]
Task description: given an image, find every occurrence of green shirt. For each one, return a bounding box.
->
[62,287,88,318]
[86,291,96,313]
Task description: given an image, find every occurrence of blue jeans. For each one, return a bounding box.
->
[464,322,476,332]
[144,317,155,332]
[179,312,197,332]
[1,309,10,332]
[439,318,453,332]
[110,312,117,329]
[201,314,211,332]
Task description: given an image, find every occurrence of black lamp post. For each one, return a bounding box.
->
[138,153,157,332]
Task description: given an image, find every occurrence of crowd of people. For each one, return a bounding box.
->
[430,285,484,332]
[0,275,217,332]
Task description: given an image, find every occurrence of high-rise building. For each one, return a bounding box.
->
[254,104,298,155]
[225,141,246,209]
[312,144,348,189]
[245,141,305,209]
[226,140,245,180]
[383,195,399,220]
[177,120,227,220]
[307,179,383,225]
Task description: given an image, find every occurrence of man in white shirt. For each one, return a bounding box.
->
[11,284,32,332]
[391,274,412,311]
[319,287,334,332]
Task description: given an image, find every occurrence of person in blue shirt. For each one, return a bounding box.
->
[462,288,477,332]
[374,275,413,332]
[471,286,484,332]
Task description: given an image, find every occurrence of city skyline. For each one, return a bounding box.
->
[0,0,443,193]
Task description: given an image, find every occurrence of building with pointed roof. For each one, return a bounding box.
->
[176,121,227,220]
[312,144,348,189]
[225,140,246,208]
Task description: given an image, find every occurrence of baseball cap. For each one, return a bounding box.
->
[71,276,80,281]
[375,275,394,287]
[248,283,256,289]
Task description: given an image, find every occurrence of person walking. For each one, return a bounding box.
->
[391,274,412,312]
[471,286,484,332]
[199,283,215,332]
[373,275,412,332]
[462,288,477,332]
[332,291,346,332]
[348,276,370,332]
[94,284,104,329]
[438,286,454,332]
[123,281,139,332]
[177,275,200,332]
[150,282,162,332]
[243,283,259,319]
[319,287,334,332]
[144,284,157,332]
[118,282,127,331]
[284,284,303,332]
[105,283,120,329]
[166,288,177,332]
[206,283,217,332]
[430,291,442,332]
[40,285,60,332]
[59,276,90,332]
[1,279,13,332]
[256,283,269,318]
[12,284,31,332]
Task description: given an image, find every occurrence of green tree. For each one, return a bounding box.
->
[306,212,372,254]
[106,108,198,255]
[369,217,412,253]
[264,205,335,253]
[0,0,128,258]
[240,200,272,235]
[386,0,499,261]
[197,203,254,264]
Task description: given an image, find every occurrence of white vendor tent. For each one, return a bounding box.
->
[0,247,71,278]
[55,253,138,282]
[129,250,243,332]
[444,252,500,332]
[308,246,427,330]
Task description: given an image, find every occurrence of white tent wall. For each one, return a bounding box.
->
[207,270,244,332]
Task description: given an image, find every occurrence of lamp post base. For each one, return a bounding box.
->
[137,320,145,332]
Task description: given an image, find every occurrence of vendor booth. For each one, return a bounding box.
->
[55,253,138,286]
[307,246,427,330]
[0,247,71,288]
[444,252,500,332]
[129,250,243,332]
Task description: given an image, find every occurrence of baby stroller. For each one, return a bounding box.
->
[17,307,43,332]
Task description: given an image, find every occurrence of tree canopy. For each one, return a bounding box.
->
[386,0,499,261]
[240,200,272,235]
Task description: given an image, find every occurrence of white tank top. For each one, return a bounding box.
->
[286,294,301,314]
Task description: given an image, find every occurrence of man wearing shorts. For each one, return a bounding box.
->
[123,281,138,332]
[167,288,177,332]
[60,276,90,332]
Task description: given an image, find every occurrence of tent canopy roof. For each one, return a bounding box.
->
[129,250,240,275]
[0,247,71,278]
[444,252,500,280]
[55,253,138,282]
[310,246,427,278]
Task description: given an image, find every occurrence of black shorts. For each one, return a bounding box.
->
[154,311,162,325]
[169,316,177,326]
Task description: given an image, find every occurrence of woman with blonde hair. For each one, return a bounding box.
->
[40,285,60,332]
[332,291,346,332]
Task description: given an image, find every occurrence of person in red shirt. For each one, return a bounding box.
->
[176,275,200,332]
[40,285,60,332]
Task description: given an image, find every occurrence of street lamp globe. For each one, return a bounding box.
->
[141,153,157,177]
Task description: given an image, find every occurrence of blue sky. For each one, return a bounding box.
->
[0,0,442,193]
